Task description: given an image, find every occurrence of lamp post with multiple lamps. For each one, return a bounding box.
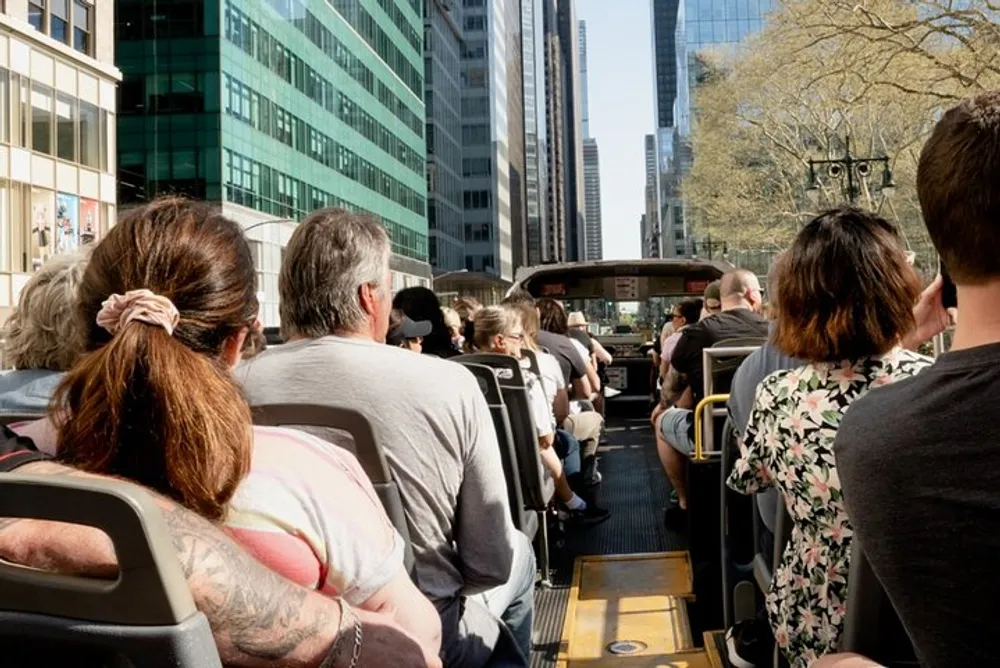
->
[805,135,896,207]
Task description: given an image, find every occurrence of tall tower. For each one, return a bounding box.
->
[523,0,549,267]
[460,0,516,280]
[425,0,465,273]
[543,0,567,263]
[558,0,586,262]
[579,20,602,261]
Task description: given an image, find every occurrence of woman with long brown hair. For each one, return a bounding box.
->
[18,197,440,658]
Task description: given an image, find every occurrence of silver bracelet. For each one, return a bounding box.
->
[318,599,352,668]
[346,606,363,668]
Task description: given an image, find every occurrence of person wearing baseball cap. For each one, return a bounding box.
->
[702,280,722,319]
[387,309,433,353]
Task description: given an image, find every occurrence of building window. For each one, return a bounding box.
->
[31,83,53,155]
[28,0,45,33]
[79,100,98,168]
[73,1,92,55]
[55,92,75,161]
[51,0,69,43]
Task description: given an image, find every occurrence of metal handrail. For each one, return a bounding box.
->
[694,394,730,461]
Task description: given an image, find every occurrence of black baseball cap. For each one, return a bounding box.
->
[387,315,432,346]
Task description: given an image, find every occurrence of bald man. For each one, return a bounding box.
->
[652,269,768,516]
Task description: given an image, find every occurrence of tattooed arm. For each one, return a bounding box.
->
[0,460,439,668]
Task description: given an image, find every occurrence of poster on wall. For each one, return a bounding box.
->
[80,199,100,246]
[56,193,80,254]
[30,189,54,272]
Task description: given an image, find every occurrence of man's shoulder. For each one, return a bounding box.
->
[836,368,931,459]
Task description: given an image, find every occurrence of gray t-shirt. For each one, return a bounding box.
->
[727,341,801,533]
[835,343,1000,668]
[238,336,518,605]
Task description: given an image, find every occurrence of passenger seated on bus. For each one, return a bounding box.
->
[388,309,432,354]
[0,427,441,668]
[442,307,464,351]
[473,306,610,526]
[701,280,723,319]
[659,298,703,380]
[453,297,482,353]
[393,287,461,359]
[726,207,931,668]
[237,209,533,668]
[14,198,441,659]
[505,293,605,486]
[0,250,89,415]
[835,92,1000,668]
[652,269,768,515]
[539,300,603,404]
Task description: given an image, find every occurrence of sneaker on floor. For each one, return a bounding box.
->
[604,387,622,398]
[585,470,603,486]
[725,618,773,668]
[568,505,612,527]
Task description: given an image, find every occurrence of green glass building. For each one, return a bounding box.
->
[115,0,429,325]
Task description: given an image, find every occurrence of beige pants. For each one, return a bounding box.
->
[563,411,604,460]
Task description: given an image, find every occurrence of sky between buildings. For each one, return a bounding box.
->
[578,0,655,261]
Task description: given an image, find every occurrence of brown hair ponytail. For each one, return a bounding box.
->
[54,198,258,521]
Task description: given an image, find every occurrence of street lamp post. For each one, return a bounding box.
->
[242,218,293,234]
[805,135,896,206]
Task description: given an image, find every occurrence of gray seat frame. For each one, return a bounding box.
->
[0,473,221,667]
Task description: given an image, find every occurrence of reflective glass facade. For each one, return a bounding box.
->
[684,0,771,50]
[424,0,465,272]
[116,0,428,264]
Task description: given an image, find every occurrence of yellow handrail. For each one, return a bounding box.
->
[693,394,731,461]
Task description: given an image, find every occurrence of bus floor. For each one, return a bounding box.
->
[531,416,724,668]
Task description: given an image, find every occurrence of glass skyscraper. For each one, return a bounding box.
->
[116,0,430,325]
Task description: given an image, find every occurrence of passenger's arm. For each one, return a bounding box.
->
[571,376,593,400]
[553,387,570,426]
[902,274,954,351]
[2,460,439,668]
[592,340,613,365]
[456,381,517,594]
[362,571,442,661]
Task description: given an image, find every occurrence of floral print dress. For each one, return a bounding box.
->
[727,348,930,668]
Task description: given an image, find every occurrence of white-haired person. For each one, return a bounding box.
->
[0,249,90,416]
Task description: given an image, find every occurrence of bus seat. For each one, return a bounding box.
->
[457,353,555,586]
[250,404,416,575]
[521,349,542,378]
[0,473,221,667]
[0,414,45,428]
[840,541,918,666]
[456,362,534,539]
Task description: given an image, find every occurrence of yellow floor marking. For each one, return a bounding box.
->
[558,553,704,667]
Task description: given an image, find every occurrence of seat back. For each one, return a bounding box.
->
[840,541,919,666]
[458,353,554,510]
[457,362,533,536]
[0,474,221,667]
[250,404,416,574]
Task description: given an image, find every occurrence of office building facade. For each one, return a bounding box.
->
[557,0,584,262]
[460,0,514,280]
[542,0,565,263]
[425,0,465,273]
[522,0,547,267]
[578,19,600,261]
[0,1,118,323]
[642,133,659,258]
[582,137,600,260]
[116,0,430,326]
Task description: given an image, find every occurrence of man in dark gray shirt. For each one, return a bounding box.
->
[835,92,999,668]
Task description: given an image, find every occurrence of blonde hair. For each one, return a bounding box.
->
[4,249,90,370]
[441,306,461,333]
[454,296,482,322]
[505,301,540,352]
[473,305,518,351]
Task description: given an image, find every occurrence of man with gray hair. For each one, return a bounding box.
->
[239,209,534,668]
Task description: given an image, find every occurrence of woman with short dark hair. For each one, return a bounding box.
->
[727,206,931,667]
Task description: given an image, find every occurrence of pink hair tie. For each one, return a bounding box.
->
[96,289,180,336]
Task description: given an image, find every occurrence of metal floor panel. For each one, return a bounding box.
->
[531,418,685,668]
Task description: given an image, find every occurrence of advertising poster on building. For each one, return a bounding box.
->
[30,189,54,272]
[56,193,79,254]
[80,198,99,245]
